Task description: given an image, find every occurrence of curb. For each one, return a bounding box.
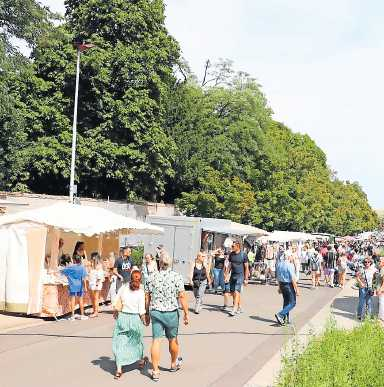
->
[243,280,356,387]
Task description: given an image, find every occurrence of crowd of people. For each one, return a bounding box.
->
[56,235,384,381]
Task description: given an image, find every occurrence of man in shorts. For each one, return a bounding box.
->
[227,241,249,316]
[145,252,189,382]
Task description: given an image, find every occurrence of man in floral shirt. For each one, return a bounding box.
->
[145,252,189,381]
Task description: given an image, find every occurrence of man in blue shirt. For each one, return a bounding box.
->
[61,255,88,321]
[275,252,300,326]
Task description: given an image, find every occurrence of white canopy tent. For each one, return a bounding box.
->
[0,203,163,315]
[257,230,317,243]
[0,202,163,236]
[356,231,374,241]
[200,217,269,237]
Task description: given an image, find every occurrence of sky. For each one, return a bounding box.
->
[40,0,383,208]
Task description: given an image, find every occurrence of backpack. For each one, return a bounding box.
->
[310,254,320,271]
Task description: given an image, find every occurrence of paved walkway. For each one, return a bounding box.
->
[0,312,48,333]
[0,277,344,387]
[245,278,360,387]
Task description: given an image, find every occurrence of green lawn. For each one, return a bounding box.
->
[277,320,384,387]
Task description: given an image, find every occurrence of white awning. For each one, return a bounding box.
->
[0,202,163,237]
[201,218,269,237]
[258,230,317,242]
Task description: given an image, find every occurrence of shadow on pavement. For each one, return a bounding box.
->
[91,356,166,379]
[249,315,278,325]
[332,296,359,321]
[91,356,116,376]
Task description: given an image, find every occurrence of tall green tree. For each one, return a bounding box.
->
[164,69,272,202]
[176,167,257,223]
[0,0,54,191]
[254,121,333,231]
[326,180,378,235]
[0,0,53,49]
[11,0,180,200]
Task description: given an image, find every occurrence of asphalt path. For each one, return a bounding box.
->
[0,276,341,387]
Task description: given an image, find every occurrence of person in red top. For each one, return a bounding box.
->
[320,244,328,258]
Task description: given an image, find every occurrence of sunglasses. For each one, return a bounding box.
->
[364,261,371,264]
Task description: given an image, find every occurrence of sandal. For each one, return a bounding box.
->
[151,370,160,382]
[114,371,122,380]
[170,357,183,372]
[138,356,149,370]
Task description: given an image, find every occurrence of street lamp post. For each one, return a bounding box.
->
[69,38,95,204]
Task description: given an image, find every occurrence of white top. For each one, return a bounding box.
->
[361,266,378,288]
[89,268,105,287]
[114,285,146,315]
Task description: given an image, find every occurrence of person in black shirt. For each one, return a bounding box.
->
[189,252,211,313]
[226,241,249,316]
[324,245,337,287]
[113,246,133,292]
[213,249,225,294]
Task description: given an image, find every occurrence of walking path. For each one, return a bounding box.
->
[0,313,48,333]
[0,276,352,387]
[245,278,360,387]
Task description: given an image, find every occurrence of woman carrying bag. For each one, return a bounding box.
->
[190,252,211,314]
[112,270,149,380]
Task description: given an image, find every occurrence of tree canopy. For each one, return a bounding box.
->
[0,0,378,235]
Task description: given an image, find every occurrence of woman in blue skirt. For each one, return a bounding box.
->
[112,270,149,379]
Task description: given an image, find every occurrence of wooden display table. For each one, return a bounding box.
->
[40,279,111,317]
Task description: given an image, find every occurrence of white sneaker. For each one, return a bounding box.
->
[79,315,89,320]
[236,308,243,314]
[67,316,76,321]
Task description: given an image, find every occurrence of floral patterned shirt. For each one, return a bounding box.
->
[145,268,184,312]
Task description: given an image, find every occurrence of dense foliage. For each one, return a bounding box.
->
[0,0,378,235]
[278,320,384,387]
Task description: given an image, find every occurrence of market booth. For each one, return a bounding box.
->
[257,230,318,243]
[0,203,163,317]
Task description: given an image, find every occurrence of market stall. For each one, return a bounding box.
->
[200,218,269,250]
[257,230,318,243]
[0,202,163,317]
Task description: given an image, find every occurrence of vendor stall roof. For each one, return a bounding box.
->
[201,217,269,237]
[258,230,317,242]
[0,202,163,237]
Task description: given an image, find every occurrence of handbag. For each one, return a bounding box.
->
[364,270,374,296]
[192,263,203,288]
